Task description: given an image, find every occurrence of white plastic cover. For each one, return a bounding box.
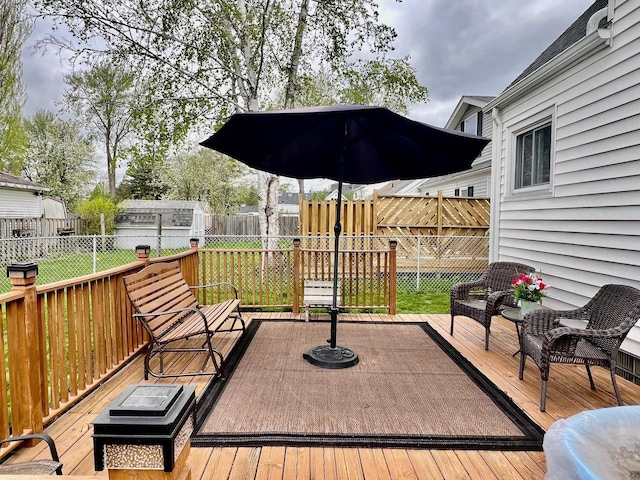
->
[544,405,640,479]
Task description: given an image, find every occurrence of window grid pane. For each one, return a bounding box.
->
[515,123,550,189]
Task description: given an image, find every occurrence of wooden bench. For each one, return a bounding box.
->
[303,280,341,321]
[123,261,245,379]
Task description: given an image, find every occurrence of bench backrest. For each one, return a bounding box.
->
[123,261,198,334]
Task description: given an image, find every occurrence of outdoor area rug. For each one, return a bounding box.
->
[193,320,544,450]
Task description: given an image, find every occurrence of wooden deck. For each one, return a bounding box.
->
[5,312,640,479]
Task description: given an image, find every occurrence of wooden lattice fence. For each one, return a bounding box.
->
[299,191,490,238]
[299,191,490,275]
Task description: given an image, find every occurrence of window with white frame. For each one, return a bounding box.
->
[459,111,482,136]
[514,122,551,189]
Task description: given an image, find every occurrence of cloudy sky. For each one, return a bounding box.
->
[22,0,595,125]
[20,0,595,188]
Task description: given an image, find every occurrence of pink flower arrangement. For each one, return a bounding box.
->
[511,272,549,303]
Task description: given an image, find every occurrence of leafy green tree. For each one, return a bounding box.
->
[163,149,252,214]
[0,0,31,172]
[309,189,331,200]
[237,184,260,207]
[23,110,96,210]
[122,155,168,200]
[36,0,427,243]
[77,186,118,234]
[64,61,135,197]
[296,57,428,115]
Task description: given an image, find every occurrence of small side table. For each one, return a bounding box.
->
[501,307,526,357]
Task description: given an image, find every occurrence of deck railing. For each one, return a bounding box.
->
[197,238,397,314]
[0,247,199,458]
[0,239,394,460]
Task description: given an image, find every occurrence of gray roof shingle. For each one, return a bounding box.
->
[507,0,608,89]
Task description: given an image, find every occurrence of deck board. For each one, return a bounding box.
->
[4,312,640,479]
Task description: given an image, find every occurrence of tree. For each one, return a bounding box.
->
[77,185,118,234]
[120,158,168,200]
[23,110,96,210]
[0,0,31,173]
[290,57,429,193]
[63,61,135,197]
[295,57,428,115]
[163,149,252,214]
[36,0,424,244]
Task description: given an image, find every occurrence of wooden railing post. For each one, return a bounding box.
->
[135,244,151,264]
[389,241,397,315]
[188,238,200,286]
[293,239,301,315]
[6,262,44,437]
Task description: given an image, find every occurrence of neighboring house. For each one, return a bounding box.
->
[485,0,640,355]
[324,183,364,200]
[349,181,389,200]
[42,196,67,219]
[114,200,205,250]
[403,96,495,197]
[278,192,301,215]
[237,205,259,216]
[0,171,48,218]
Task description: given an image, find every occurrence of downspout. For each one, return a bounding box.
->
[586,6,612,45]
[489,107,503,263]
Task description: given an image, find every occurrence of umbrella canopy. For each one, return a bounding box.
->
[201,104,490,369]
[200,104,489,184]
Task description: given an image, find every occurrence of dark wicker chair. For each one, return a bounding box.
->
[0,433,63,475]
[450,261,535,350]
[519,284,640,412]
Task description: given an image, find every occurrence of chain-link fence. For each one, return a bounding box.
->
[0,234,488,294]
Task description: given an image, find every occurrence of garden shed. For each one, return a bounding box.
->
[115,200,205,250]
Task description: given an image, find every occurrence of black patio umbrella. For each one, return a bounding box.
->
[200,104,489,369]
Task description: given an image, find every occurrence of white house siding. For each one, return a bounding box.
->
[414,167,490,197]
[0,189,43,218]
[477,108,493,167]
[491,0,640,354]
[412,106,493,197]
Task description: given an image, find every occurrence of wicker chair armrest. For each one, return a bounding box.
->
[486,290,515,311]
[0,433,60,462]
[191,282,239,299]
[541,324,628,358]
[523,307,592,335]
[522,309,561,335]
[451,277,487,300]
[546,324,632,344]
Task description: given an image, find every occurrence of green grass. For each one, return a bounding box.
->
[396,290,450,314]
[1,249,453,315]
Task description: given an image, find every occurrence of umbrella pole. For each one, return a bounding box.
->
[329,181,342,349]
[303,180,359,369]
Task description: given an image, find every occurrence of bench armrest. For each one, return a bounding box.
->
[191,282,239,299]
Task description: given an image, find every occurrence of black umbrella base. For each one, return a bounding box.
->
[303,345,359,369]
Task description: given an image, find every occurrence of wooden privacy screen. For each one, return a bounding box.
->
[299,191,490,238]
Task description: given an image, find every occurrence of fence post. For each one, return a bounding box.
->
[293,239,301,315]
[389,240,397,315]
[156,214,162,257]
[6,262,44,438]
